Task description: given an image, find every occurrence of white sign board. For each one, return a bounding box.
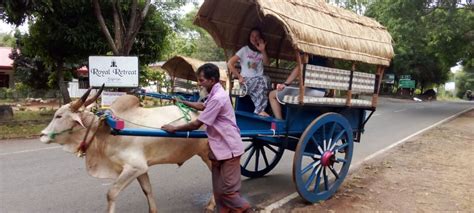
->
[101,91,127,108]
[89,56,139,87]
[444,82,455,91]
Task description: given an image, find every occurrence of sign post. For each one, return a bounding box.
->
[89,56,139,88]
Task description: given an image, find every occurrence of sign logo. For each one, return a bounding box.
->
[89,56,139,87]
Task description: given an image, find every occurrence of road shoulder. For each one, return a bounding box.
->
[276,109,474,212]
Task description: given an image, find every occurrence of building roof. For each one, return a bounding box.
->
[0,47,13,69]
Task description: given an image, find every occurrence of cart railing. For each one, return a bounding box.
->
[230,64,378,108]
[281,65,376,107]
[231,66,294,96]
[305,65,375,94]
[103,110,300,138]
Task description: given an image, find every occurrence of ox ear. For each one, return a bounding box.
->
[71,113,85,128]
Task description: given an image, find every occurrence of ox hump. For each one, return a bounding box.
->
[110,95,140,113]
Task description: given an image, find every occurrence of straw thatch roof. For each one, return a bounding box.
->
[194,0,394,66]
[161,55,228,82]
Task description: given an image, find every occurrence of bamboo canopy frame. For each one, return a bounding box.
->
[194,0,394,66]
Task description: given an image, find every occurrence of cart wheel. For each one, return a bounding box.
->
[241,139,284,178]
[293,113,353,203]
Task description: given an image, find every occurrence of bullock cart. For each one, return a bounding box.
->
[105,0,394,203]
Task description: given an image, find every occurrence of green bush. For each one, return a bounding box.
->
[0,88,7,99]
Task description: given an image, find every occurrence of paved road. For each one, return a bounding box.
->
[1,99,472,212]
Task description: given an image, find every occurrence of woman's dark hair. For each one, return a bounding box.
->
[197,63,220,82]
[247,27,264,52]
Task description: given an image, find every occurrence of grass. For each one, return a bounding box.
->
[437,95,462,101]
[0,110,53,139]
[0,123,47,139]
[12,110,55,121]
[0,99,15,104]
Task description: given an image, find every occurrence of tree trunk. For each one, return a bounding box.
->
[56,62,71,104]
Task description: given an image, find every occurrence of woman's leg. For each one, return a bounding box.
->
[246,77,269,115]
[269,90,283,119]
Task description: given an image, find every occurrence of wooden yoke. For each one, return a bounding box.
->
[346,62,356,106]
[296,52,307,104]
[372,66,385,107]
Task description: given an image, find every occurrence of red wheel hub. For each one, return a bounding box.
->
[321,151,333,167]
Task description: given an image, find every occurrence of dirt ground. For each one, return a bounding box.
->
[14,99,60,111]
[281,109,474,212]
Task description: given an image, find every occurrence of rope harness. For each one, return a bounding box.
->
[76,116,103,157]
[48,126,86,140]
[170,97,196,124]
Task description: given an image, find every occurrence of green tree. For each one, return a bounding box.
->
[1,0,175,102]
[9,45,52,90]
[2,0,111,103]
[165,6,225,61]
[326,0,376,14]
[0,33,16,47]
[455,65,474,98]
[366,0,473,92]
[92,0,184,57]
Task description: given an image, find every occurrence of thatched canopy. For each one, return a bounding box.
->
[194,0,394,66]
[161,55,227,82]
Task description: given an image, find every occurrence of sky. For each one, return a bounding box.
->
[0,21,28,34]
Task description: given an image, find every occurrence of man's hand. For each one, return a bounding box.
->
[276,83,286,91]
[238,75,245,84]
[172,97,182,105]
[161,124,177,133]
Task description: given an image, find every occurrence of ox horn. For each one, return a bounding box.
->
[84,83,105,107]
[70,87,92,111]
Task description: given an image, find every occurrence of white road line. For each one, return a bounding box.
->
[0,146,61,156]
[394,108,407,112]
[262,106,473,212]
[261,193,299,212]
[372,113,382,116]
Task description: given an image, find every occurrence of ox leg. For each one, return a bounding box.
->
[107,165,147,213]
[199,153,216,213]
[137,173,158,213]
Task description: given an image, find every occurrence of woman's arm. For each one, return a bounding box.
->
[228,55,244,84]
[276,52,304,91]
[256,39,269,65]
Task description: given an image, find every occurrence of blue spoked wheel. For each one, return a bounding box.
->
[293,113,354,203]
[241,139,284,178]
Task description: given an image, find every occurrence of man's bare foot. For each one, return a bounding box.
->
[258,111,270,117]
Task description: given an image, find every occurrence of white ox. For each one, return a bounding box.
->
[40,89,215,213]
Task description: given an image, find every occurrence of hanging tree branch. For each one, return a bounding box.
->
[123,0,151,55]
[92,0,119,55]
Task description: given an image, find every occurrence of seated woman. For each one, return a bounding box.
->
[269,53,328,119]
[268,58,300,120]
[228,27,270,116]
